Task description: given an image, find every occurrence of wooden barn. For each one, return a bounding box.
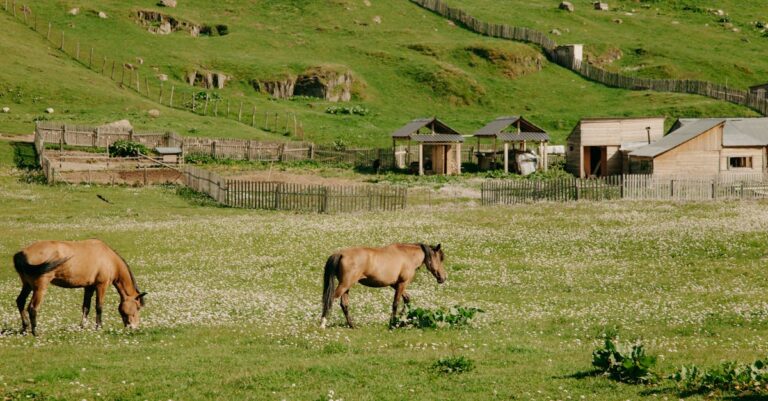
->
[391,117,464,176]
[565,117,665,177]
[629,118,768,176]
[472,116,550,173]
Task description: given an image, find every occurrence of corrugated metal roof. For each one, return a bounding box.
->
[496,132,549,142]
[631,119,724,158]
[473,116,547,137]
[391,117,461,138]
[473,116,520,136]
[722,118,768,146]
[411,134,464,143]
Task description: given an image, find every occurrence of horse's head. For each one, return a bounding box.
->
[422,243,446,284]
[119,292,147,329]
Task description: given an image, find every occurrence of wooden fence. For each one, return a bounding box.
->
[482,174,768,204]
[411,0,768,116]
[226,180,407,213]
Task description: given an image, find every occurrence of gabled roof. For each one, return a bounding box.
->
[496,132,550,142]
[411,134,465,143]
[391,117,463,141]
[631,119,724,158]
[473,116,548,139]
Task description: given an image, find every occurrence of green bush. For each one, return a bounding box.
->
[325,105,370,116]
[108,140,149,157]
[391,304,483,329]
[432,356,475,374]
[591,337,658,384]
[670,358,768,396]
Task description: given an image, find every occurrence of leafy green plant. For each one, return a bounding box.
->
[432,356,475,374]
[108,140,149,157]
[325,105,370,116]
[670,358,768,396]
[391,304,483,329]
[591,337,658,384]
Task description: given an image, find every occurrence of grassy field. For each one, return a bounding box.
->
[2,141,768,400]
[0,1,759,145]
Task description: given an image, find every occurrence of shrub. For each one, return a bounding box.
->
[108,140,149,157]
[325,105,370,116]
[432,356,475,374]
[591,337,658,384]
[391,304,483,329]
[670,358,768,396]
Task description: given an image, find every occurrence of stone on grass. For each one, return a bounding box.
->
[68,8,79,16]
[45,108,54,114]
[148,109,161,118]
[159,0,177,7]
[98,11,108,19]
[559,2,574,12]
[1,107,9,113]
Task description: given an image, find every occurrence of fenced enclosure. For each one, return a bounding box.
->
[181,166,407,213]
[482,174,768,204]
[411,0,768,116]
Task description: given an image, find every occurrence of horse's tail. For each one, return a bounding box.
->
[13,251,70,277]
[321,254,341,321]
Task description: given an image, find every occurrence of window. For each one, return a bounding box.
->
[728,156,753,169]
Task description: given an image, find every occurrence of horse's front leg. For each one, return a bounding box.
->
[401,291,411,314]
[94,284,108,329]
[81,286,95,328]
[390,283,406,327]
[16,283,32,334]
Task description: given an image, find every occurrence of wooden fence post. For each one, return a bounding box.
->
[60,31,64,50]
[251,106,256,126]
[238,101,243,122]
[46,22,51,41]
[169,85,175,108]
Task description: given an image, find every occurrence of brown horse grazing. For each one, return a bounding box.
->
[13,239,147,335]
[321,243,446,329]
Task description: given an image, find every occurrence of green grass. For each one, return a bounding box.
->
[1,140,768,400]
[0,0,759,146]
[446,0,768,87]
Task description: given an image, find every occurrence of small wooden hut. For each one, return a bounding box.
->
[391,117,464,176]
[472,116,550,173]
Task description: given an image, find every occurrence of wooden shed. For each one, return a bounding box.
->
[565,117,665,177]
[630,118,768,176]
[750,83,768,98]
[391,117,464,176]
[472,116,550,173]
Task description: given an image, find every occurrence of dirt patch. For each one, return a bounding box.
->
[465,45,543,78]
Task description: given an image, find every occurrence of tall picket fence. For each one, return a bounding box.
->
[482,174,768,204]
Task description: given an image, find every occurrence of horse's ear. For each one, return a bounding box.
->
[434,244,441,252]
[136,292,148,300]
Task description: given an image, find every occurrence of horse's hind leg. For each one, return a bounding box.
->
[16,283,32,334]
[27,285,48,336]
[340,291,354,329]
[81,286,95,328]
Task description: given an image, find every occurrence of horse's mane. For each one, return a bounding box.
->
[115,251,144,306]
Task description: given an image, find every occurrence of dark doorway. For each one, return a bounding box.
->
[584,146,607,177]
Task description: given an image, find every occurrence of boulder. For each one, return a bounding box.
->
[550,28,562,36]
[1,107,9,113]
[258,78,296,99]
[559,2,574,12]
[158,0,177,7]
[594,2,609,11]
[186,70,229,89]
[294,68,354,102]
[68,7,79,15]
[157,21,172,35]
[136,57,144,65]
[45,108,54,114]
[372,15,382,24]
[613,18,623,24]
[98,11,108,19]
[99,119,133,131]
[157,74,168,81]
[147,109,161,118]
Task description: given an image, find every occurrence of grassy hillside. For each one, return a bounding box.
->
[447,0,768,86]
[0,0,761,145]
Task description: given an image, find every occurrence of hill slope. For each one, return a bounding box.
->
[0,0,761,145]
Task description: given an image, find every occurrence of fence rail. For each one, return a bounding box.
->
[411,0,768,116]
[482,174,768,204]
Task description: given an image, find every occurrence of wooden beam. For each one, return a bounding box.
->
[503,142,509,174]
[456,142,462,175]
[418,143,424,176]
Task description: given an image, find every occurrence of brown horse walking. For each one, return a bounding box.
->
[321,243,446,329]
[13,239,147,335]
